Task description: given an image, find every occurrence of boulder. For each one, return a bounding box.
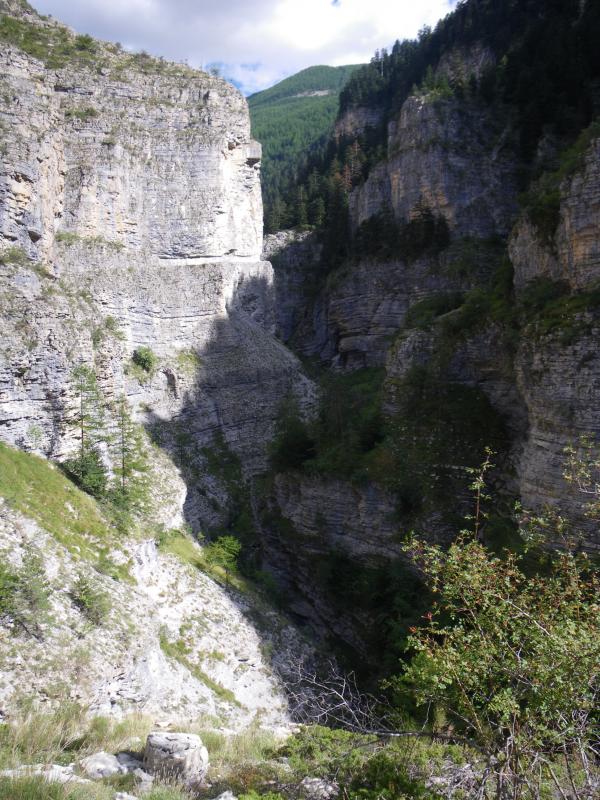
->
[143,732,209,784]
[300,776,339,800]
[0,764,91,784]
[80,751,124,780]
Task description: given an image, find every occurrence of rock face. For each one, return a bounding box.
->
[0,3,316,724]
[79,752,127,780]
[0,6,314,531]
[144,732,209,785]
[0,18,261,265]
[349,94,517,237]
[261,63,600,654]
[0,494,310,725]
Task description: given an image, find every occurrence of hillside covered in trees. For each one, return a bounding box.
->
[275,0,600,263]
[248,65,360,232]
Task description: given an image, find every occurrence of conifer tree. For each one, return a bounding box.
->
[64,364,107,497]
[110,394,148,515]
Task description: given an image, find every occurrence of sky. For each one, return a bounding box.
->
[32,0,458,95]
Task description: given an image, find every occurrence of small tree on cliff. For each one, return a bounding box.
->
[109,394,149,518]
[64,364,107,498]
[204,535,241,583]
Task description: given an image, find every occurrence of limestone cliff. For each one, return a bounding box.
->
[0,2,314,721]
[0,3,314,522]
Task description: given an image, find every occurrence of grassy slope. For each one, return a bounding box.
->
[0,442,129,578]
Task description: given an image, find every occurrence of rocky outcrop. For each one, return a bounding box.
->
[511,138,600,291]
[0,493,310,724]
[263,229,321,343]
[0,3,318,725]
[334,105,384,141]
[0,20,262,264]
[350,94,518,237]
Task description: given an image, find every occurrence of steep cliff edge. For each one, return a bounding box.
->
[0,2,315,723]
[0,1,313,513]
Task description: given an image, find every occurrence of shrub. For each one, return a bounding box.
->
[404,292,464,330]
[0,549,49,639]
[70,572,110,625]
[204,535,242,580]
[132,346,158,374]
[269,396,315,471]
[352,205,450,263]
[62,446,107,499]
[345,750,439,799]
[64,106,99,122]
[397,535,600,798]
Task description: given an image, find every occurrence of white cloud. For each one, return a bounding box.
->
[32,0,458,94]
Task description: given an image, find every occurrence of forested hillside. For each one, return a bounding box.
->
[248,65,360,232]
[278,0,600,261]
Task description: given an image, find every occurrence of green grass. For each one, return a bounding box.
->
[0,778,112,800]
[0,442,130,579]
[156,528,252,596]
[0,247,29,267]
[55,232,124,250]
[0,14,100,70]
[0,773,191,800]
[0,705,152,770]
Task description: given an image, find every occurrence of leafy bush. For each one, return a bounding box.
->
[352,205,450,263]
[305,368,384,479]
[397,535,600,798]
[345,750,439,799]
[204,535,242,579]
[268,396,315,471]
[132,346,158,374]
[404,292,464,330]
[0,246,29,266]
[281,725,369,780]
[62,446,107,499]
[64,106,99,121]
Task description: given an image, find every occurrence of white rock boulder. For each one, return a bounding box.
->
[80,751,124,780]
[143,731,209,784]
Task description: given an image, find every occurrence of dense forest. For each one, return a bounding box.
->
[248,65,360,232]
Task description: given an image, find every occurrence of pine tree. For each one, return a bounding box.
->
[110,395,149,515]
[64,365,107,497]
